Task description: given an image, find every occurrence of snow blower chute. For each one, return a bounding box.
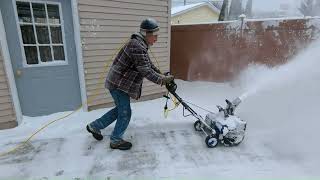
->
[164,77,247,148]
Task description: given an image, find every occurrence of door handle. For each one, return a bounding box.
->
[16,69,22,77]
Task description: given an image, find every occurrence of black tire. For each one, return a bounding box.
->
[232,135,245,146]
[205,134,218,148]
[193,120,202,131]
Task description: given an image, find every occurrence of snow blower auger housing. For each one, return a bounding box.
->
[164,78,247,148]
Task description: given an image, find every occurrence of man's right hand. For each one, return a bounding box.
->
[161,75,174,86]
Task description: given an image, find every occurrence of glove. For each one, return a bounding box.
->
[163,72,170,76]
[161,75,174,86]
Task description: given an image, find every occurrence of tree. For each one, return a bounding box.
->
[211,1,223,9]
[314,0,320,15]
[245,0,253,18]
[229,0,243,20]
[299,0,314,16]
[218,0,229,21]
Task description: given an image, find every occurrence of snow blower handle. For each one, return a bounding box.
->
[163,72,177,94]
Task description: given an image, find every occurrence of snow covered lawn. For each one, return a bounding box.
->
[1,41,320,179]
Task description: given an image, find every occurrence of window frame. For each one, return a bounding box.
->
[13,0,68,67]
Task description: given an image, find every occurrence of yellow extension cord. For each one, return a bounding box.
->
[148,51,180,118]
[165,94,180,117]
[0,38,179,157]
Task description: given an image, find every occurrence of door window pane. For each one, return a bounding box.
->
[39,46,52,62]
[16,2,32,23]
[32,3,47,23]
[16,1,66,66]
[47,4,60,24]
[24,46,38,64]
[36,26,50,44]
[20,25,36,44]
[50,26,62,44]
[53,46,65,60]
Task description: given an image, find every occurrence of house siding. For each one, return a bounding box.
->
[0,44,17,130]
[78,0,170,109]
[172,6,219,24]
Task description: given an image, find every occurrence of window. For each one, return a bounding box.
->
[15,1,66,66]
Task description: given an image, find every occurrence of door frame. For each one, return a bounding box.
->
[0,9,23,123]
[71,0,87,111]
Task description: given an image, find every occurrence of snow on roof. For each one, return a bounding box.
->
[171,3,203,15]
[171,2,220,17]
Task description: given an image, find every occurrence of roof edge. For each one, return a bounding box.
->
[172,2,220,17]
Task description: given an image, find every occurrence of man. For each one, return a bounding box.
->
[86,18,174,150]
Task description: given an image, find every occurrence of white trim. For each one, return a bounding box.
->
[29,1,41,63]
[0,10,23,124]
[168,0,171,73]
[18,22,62,26]
[13,0,69,67]
[71,0,88,111]
[58,2,69,67]
[12,0,26,68]
[45,3,54,61]
[23,43,64,46]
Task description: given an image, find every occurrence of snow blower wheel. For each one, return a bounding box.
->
[193,120,202,131]
[205,134,218,148]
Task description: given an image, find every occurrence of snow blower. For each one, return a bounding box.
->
[164,77,247,148]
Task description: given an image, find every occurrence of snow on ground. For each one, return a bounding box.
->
[0,40,320,179]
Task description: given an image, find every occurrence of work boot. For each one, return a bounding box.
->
[110,139,132,150]
[86,124,103,141]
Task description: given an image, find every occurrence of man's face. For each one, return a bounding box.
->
[146,33,158,46]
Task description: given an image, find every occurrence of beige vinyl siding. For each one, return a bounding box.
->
[172,6,219,25]
[78,0,170,109]
[0,44,17,129]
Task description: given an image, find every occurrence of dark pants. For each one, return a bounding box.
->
[89,89,131,143]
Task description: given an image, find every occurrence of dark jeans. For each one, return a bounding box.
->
[89,89,132,143]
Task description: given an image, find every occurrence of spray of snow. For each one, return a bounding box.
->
[226,19,249,33]
[237,39,320,101]
[234,39,320,172]
[307,17,320,39]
